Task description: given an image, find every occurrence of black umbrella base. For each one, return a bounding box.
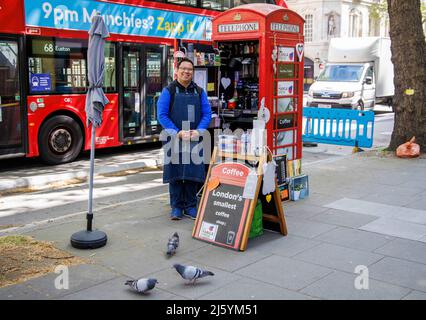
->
[303,142,318,147]
[70,230,107,249]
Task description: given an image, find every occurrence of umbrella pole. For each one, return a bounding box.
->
[70,122,107,249]
[87,124,96,232]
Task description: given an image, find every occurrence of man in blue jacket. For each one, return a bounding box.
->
[157,58,212,220]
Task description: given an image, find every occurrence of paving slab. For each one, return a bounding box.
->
[360,218,426,241]
[20,264,121,299]
[0,283,48,300]
[199,277,314,300]
[310,208,379,229]
[180,244,272,272]
[148,214,200,233]
[92,245,184,279]
[399,179,426,191]
[293,192,342,207]
[24,222,143,261]
[235,255,333,291]
[325,198,426,225]
[284,216,337,239]
[247,232,321,258]
[369,257,426,292]
[293,243,384,273]
[374,238,426,265]
[310,186,371,200]
[402,290,426,300]
[59,276,178,300]
[314,227,393,252]
[404,193,426,211]
[301,270,411,300]
[283,203,329,219]
[95,218,198,253]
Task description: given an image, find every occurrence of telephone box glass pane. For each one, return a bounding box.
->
[274,97,294,113]
[274,130,294,147]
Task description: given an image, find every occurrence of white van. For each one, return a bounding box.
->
[307,37,394,110]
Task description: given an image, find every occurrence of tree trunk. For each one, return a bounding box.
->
[387,0,426,151]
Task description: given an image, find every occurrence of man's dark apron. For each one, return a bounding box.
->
[163,86,205,183]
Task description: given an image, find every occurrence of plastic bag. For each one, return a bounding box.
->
[249,200,263,239]
[396,136,420,158]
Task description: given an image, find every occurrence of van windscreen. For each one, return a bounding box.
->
[317,65,364,82]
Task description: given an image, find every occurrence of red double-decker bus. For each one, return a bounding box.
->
[0,0,282,164]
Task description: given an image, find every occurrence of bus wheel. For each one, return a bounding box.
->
[39,115,83,165]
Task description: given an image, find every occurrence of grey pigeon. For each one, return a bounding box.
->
[166,232,179,257]
[125,278,158,294]
[173,263,214,284]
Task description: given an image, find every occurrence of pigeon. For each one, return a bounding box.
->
[125,278,158,294]
[166,232,179,257]
[173,263,214,284]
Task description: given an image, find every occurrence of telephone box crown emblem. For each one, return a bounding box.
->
[283,14,289,21]
[233,13,242,21]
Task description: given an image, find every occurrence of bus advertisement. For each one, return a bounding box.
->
[0,0,284,165]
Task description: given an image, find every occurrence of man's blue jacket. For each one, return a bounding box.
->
[157,80,212,134]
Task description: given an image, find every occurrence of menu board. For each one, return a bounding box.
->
[193,148,288,251]
[193,162,254,251]
[277,64,294,79]
[274,155,287,186]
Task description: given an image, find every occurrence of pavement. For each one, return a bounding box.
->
[1,146,426,301]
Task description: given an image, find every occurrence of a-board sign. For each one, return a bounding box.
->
[193,147,288,251]
[193,162,253,250]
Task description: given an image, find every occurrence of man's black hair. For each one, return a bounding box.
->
[177,57,194,69]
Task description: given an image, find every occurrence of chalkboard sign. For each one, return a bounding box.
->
[275,114,294,130]
[193,147,288,251]
[193,162,253,250]
[274,155,287,185]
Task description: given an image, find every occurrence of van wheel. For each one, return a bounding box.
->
[39,115,83,165]
[357,100,365,111]
[388,98,394,112]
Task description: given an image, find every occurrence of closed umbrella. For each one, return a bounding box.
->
[71,14,109,249]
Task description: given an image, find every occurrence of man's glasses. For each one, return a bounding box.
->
[179,67,194,72]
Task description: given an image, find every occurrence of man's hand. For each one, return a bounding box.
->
[190,130,200,140]
[178,130,191,140]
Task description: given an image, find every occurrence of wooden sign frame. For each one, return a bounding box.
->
[192,146,287,251]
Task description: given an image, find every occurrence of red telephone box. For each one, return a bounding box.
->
[212,4,304,160]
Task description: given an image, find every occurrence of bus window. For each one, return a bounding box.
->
[27,38,88,94]
[167,0,197,7]
[104,42,116,93]
[27,38,116,94]
[202,0,231,10]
